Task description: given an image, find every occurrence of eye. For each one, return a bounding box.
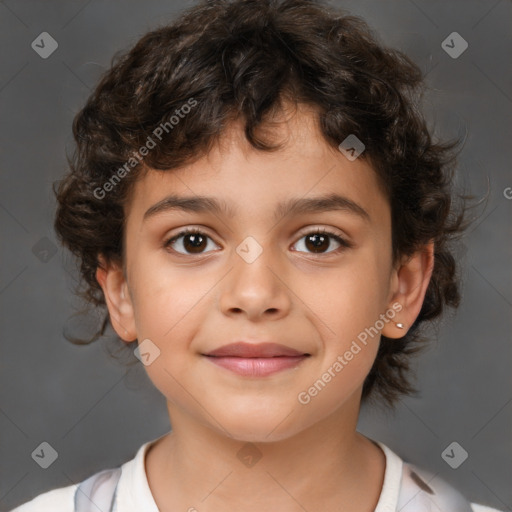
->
[292,228,352,255]
[163,227,352,257]
[164,228,219,255]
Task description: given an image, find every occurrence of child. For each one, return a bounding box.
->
[12,0,501,511]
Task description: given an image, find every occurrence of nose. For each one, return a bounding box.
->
[218,241,292,322]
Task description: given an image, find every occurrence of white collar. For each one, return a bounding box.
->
[373,440,404,512]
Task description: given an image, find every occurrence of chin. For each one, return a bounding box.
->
[224,425,298,444]
[212,407,308,444]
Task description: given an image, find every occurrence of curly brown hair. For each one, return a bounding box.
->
[53,0,482,409]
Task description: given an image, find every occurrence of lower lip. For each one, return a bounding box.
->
[203,355,308,377]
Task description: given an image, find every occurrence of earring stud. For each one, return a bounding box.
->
[395,322,405,329]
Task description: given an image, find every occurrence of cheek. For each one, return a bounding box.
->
[129,274,208,412]
[294,256,386,336]
[130,262,207,339]
[290,257,387,395]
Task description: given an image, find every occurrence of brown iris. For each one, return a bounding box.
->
[183,233,207,254]
[305,233,330,253]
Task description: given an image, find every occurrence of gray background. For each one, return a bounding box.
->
[1,0,511,510]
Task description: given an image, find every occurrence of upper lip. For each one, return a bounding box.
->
[204,342,308,358]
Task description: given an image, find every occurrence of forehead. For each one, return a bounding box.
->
[124,104,388,228]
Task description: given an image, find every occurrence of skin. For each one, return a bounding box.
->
[96,102,434,512]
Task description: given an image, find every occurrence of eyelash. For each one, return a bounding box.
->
[163,227,353,256]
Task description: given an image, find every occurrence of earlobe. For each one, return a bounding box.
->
[382,241,435,339]
[95,255,137,342]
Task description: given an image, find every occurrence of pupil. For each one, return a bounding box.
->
[306,234,328,253]
[184,234,206,253]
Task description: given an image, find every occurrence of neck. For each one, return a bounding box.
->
[145,395,386,512]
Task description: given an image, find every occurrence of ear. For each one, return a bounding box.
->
[95,254,137,342]
[382,241,435,339]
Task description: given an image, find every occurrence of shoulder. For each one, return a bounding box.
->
[471,504,506,512]
[400,460,504,512]
[9,465,124,512]
[9,437,158,512]
[8,482,77,512]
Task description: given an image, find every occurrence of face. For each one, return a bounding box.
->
[97,103,433,443]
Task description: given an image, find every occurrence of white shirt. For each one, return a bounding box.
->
[10,434,503,512]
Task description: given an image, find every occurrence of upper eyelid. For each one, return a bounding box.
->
[167,225,347,239]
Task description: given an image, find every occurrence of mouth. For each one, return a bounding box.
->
[202,342,310,377]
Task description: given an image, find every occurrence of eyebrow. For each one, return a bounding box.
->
[142,193,371,224]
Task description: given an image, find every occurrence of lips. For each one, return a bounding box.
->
[205,342,307,358]
[202,342,310,377]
